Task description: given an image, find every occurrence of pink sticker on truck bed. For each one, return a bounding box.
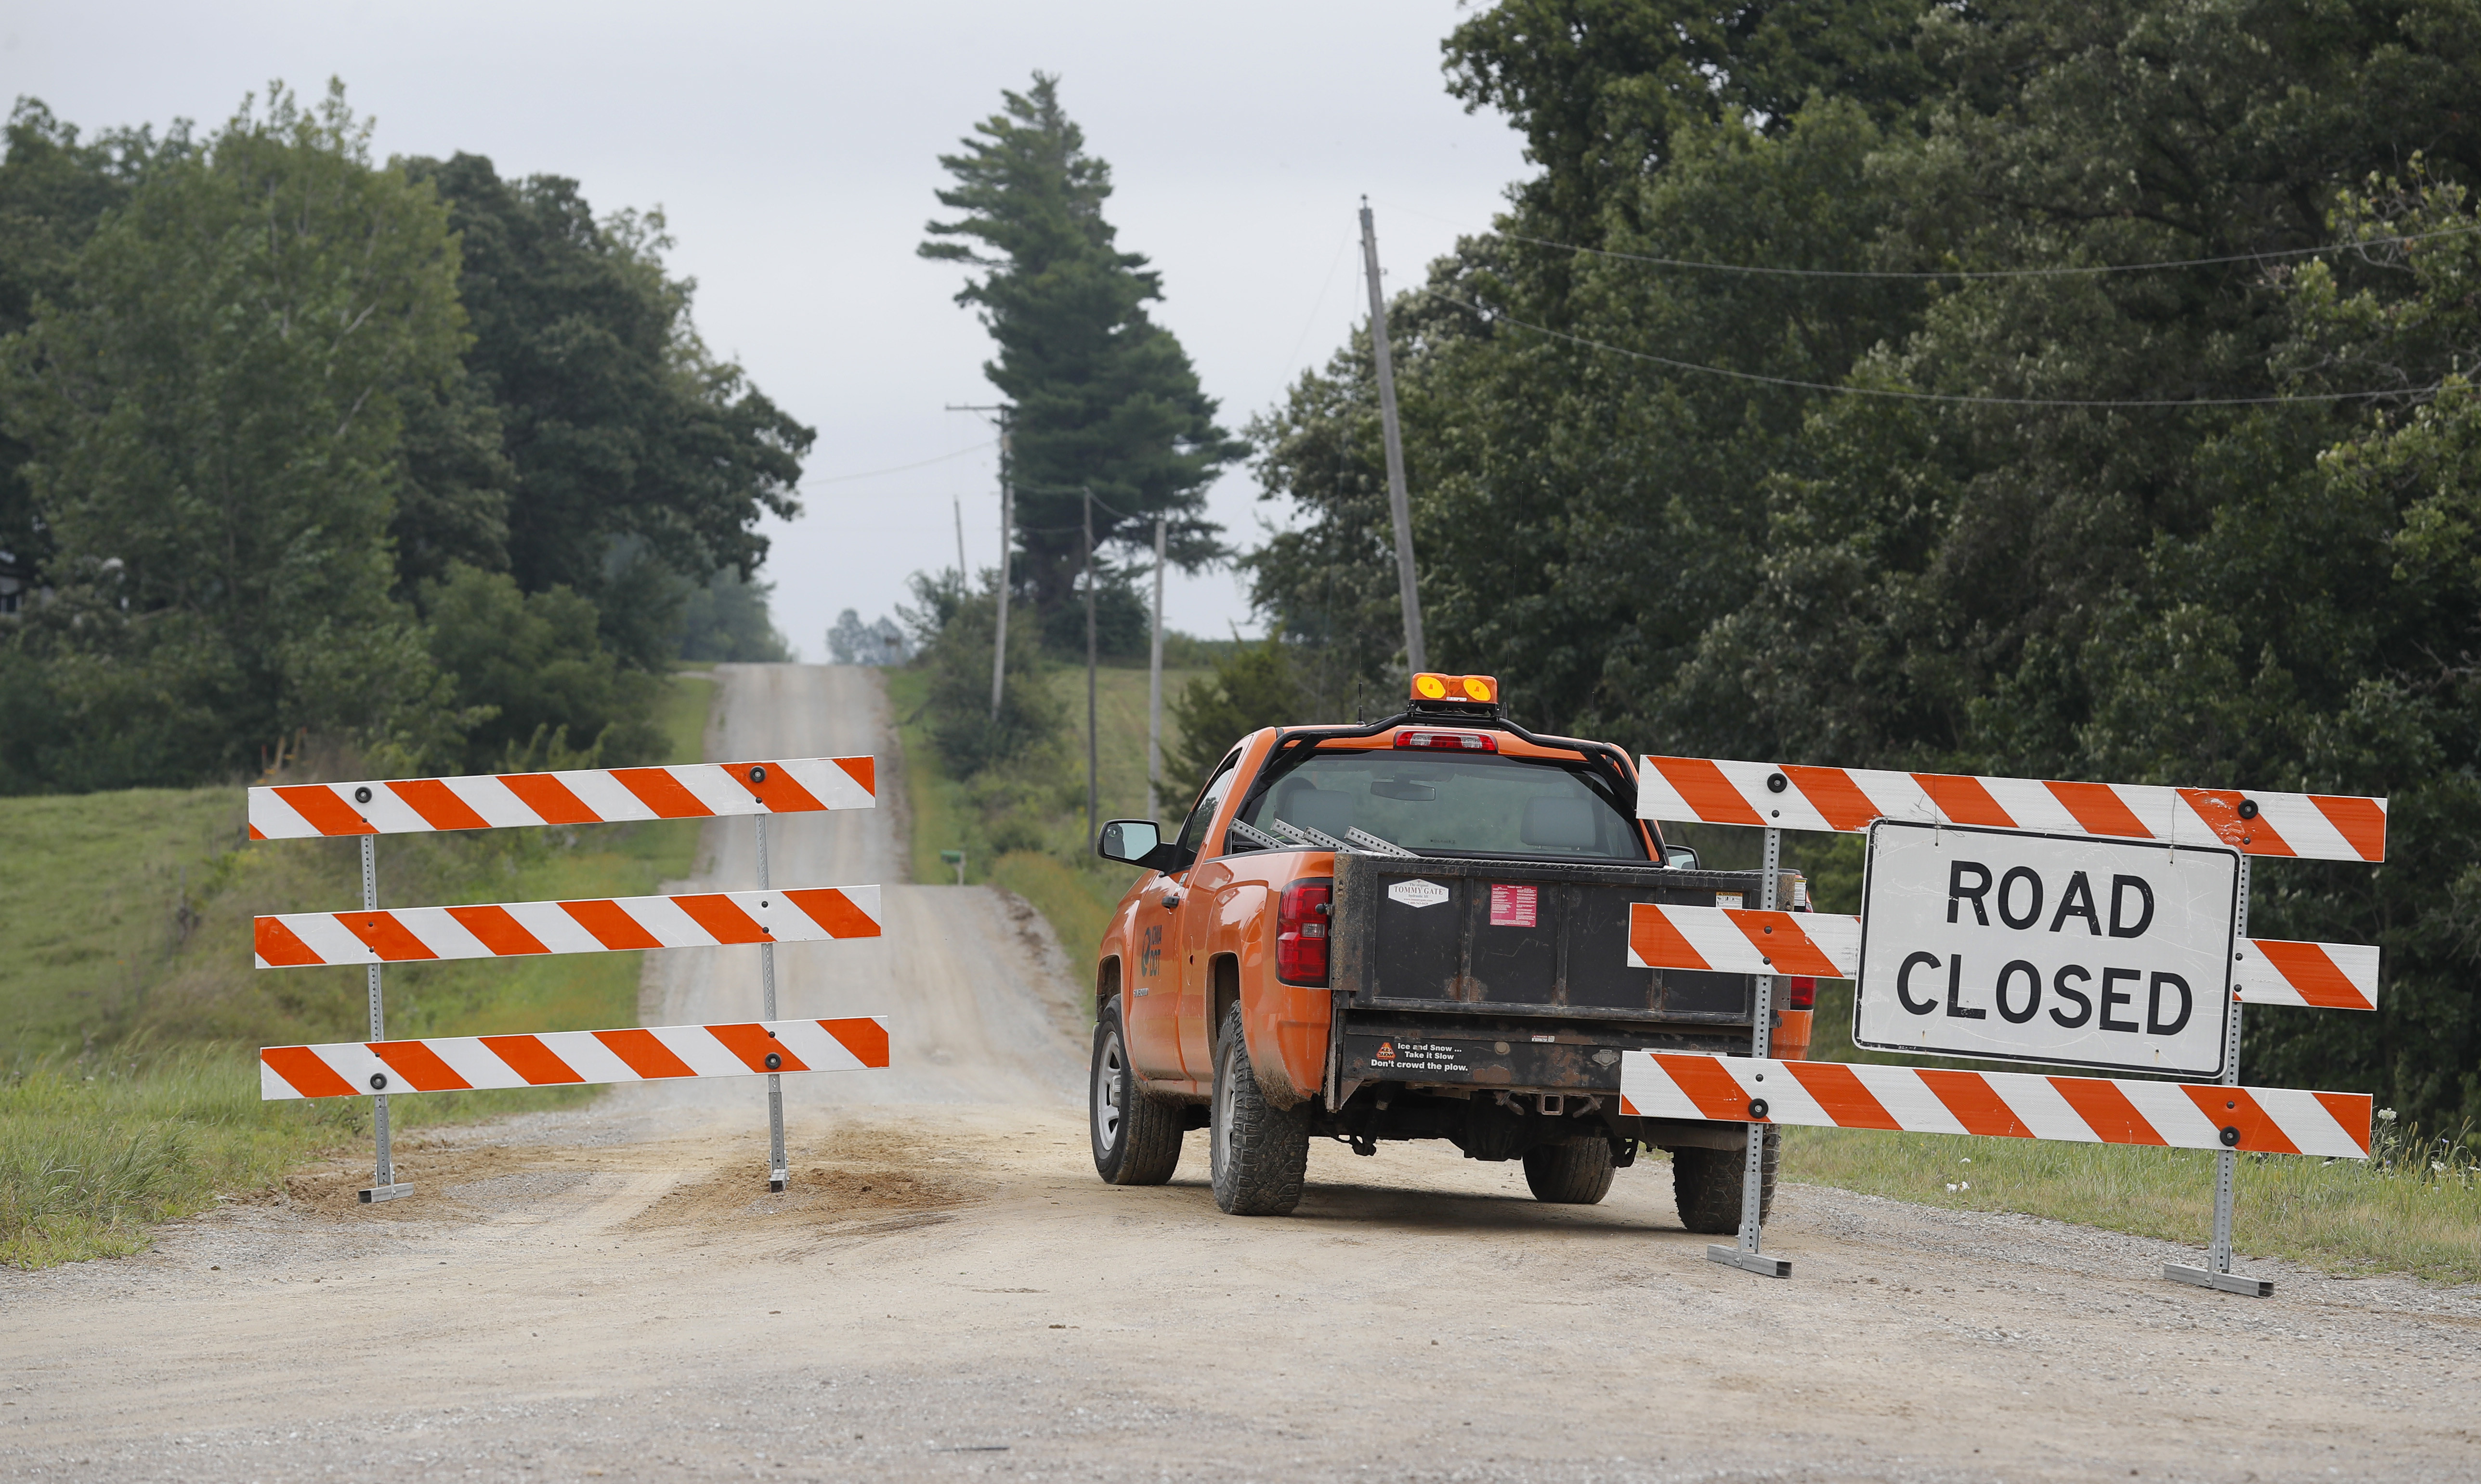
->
[1489,884,1538,928]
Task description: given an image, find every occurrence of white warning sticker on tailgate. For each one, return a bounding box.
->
[1387,879,1450,908]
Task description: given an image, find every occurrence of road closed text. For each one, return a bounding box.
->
[1854,821,2239,1077]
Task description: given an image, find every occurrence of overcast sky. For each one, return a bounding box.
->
[5,2,1529,658]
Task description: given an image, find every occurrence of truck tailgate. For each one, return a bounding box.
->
[1328,853,1765,1025]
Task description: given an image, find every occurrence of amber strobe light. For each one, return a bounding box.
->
[1276,878,1332,984]
[1410,673,1498,703]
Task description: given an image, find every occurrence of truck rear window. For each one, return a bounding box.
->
[1236,749,1646,862]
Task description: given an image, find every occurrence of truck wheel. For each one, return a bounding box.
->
[1522,1140,1616,1204]
[1090,996,1184,1185]
[1209,1004,1309,1216]
[1669,1128,1779,1235]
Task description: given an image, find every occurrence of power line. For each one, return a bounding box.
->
[1376,197,2481,281]
[1428,287,2438,409]
[1280,235,1356,378]
[810,438,998,485]
[1495,226,2481,281]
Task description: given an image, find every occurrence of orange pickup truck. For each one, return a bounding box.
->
[1088,674,1814,1219]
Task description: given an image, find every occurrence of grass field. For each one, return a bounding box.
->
[0,675,715,1267]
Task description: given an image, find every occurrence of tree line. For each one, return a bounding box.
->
[1225,0,2481,1129]
[0,82,797,793]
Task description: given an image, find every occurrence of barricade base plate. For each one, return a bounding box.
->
[2164,1262,2272,1297]
[1707,1244,1791,1278]
[359,1183,415,1204]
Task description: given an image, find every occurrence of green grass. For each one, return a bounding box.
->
[1780,1112,2481,1285]
[1,674,715,1267]
[0,787,251,1056]
[0,1047,359,1266]
[888,662,1200,1007]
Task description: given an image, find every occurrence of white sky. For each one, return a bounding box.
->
[4,2,1529,658]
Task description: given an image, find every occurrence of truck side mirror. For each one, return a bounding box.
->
[1097,819,1179,872]
[1665,845,1701,871]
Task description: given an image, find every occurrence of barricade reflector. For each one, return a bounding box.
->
[1621,903,2380,1011]
[259,1016,894,1100]
[247,757,876,839]
[1617,1052,2371,1159]
[1638,756,2387,862]
[253,885,881,967]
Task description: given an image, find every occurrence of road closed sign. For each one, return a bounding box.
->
[1854,820,2239,1078]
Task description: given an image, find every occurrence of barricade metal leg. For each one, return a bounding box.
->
[359,836,412,1204]
[1709,825,1790,1279]
[2167,856,2269,1297]
[758,815,788,1192]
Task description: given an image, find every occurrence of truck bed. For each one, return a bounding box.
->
[1324,852,1783,1107]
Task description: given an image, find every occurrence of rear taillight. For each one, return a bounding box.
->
[1277,878,1332,984]
[1785,897,1816,1009]
[1394,729,1497,752]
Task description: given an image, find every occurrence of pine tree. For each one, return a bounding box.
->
[920,73,1244,618]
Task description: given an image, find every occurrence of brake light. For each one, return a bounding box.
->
[1785,897,1816,1009]
[1394,729,1497,752]
[1277,878,1332,984]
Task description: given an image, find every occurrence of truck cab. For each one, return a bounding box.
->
[1086,674,1814,1222]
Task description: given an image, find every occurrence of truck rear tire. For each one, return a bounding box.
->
[1090,996,1184,1185]
[1209,1004,1309,1216]
[1522,1140,1616,1204]
[1669,1128,1779,1234]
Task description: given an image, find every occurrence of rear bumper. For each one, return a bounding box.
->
[1331,1008,1770,1100]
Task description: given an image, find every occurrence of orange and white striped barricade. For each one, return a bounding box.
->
[1616,1052,2372,1159]
[1636,755,2385,862]
[1622,903,2382,1013]
[248,756,878,1200]
[252,886,881,965]
[248,756,875,838]
[1634,756,2387,1292]
[259,1017,892,1100]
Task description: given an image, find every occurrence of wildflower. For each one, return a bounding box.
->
[2377,1108,2398,1123]
[1960,1181,1972,1190]
[2435,1161,2449,1174]
[1945,1183,1959,1192]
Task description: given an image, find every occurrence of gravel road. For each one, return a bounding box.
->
[7,664,2477,1483]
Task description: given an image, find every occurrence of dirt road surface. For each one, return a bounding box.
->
[8,664,2479,1483]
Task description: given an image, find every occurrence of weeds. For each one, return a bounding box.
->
[0,1046,355,1267]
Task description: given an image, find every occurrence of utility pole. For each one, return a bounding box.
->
[952,493,968,590]
[1359,198,1427,674]
[1147,514,1166,820]
[1084,487,1099,849]
[946,403,1013,720]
